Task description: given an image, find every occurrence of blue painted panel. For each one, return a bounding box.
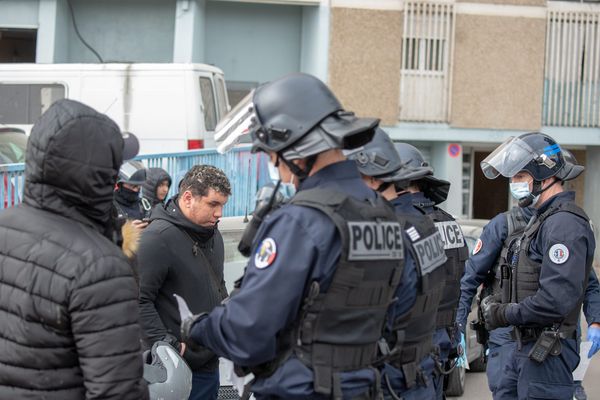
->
[0,147,269,217]
[204,1,302,84]
[0,0,38,28]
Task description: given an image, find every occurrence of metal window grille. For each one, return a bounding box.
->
[543,9,600,127]
[399,1,455,122]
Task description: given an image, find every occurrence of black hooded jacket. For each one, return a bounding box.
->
[138,197,227,371]
[141,167,172,208]
[0,99,148,399]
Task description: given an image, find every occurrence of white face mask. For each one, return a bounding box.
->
[267,161,297,199]
[510,180,540,207]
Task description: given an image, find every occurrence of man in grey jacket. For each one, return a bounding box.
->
[138,164,231,400]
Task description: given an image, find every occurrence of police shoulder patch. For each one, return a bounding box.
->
[254,238,277,269]
[473,239,483,255]
[549,243,569,264]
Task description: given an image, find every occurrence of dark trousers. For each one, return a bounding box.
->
[189,370,220,400]
[492,339,579,400]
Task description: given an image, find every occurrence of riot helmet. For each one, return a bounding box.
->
[556,148,584,181]
[345,128,405,182]
[143,341,192,400]
[481,132,566,181]
[118,160,147,186]
[394,143,450,204]
[247,73,379,180]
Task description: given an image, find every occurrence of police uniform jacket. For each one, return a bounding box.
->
[190,160,416,399]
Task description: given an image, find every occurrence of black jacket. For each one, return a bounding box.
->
[138,198,227,371]
[0,99,148,399]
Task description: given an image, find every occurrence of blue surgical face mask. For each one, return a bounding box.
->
[510,180,540,207]
[268,161,297,199]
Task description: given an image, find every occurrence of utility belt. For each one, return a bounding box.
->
[510,326,576,343]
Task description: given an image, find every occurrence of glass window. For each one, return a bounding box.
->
[199,77,217,131]
[215,76,228,121]
[0,84,65,125]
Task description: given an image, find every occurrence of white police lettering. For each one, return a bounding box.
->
[413,232,447,274]
[348,221,404,260]
[435,221,465,250]
[549,243,569,264]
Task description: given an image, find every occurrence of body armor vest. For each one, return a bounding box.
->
[487,207,528,300]
[429,208,469,330]
[386,213,447,388]
[512,202,592,336]
[247,188,405,399]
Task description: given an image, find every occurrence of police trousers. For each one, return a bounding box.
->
[492,338,579,400]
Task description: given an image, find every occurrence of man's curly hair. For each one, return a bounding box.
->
[180,165,231,197]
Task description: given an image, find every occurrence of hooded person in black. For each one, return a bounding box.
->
[138,164,231,400]
[0,99,148,399]
[141,167,172,210]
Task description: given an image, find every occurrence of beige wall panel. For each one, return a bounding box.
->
[451,14,546,130]
[328,8,402,125]
[456,0,545,5]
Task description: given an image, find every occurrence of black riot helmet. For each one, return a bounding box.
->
[557,148,585,181]
[118,160,148,186]
[249,73,379,178]
[394,142,450,204]
[345,128,405,182]
[143,341,192,400]
[481,132,567,181]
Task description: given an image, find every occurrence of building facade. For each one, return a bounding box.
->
[1,0,599,224]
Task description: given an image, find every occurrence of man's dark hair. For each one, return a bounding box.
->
[180,165,231,197]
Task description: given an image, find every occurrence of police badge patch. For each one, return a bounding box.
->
[255,238,277,269]
[549,243,569,264]
[473,239,483,255]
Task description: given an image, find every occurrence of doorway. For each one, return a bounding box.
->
[472,151,509,220]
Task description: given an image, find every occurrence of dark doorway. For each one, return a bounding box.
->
[0,29,36,63]
[472,151,510,219]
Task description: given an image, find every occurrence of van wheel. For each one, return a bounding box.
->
[444,366,465,397]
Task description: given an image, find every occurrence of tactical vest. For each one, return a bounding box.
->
[386,213,447,388]
[487,207,528,300]
[512,202,592,336]
[248,188,405,399]
[429,208,470,330]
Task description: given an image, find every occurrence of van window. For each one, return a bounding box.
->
[215,76,228,120]
[0,84,65,125]
[199,77,217,131]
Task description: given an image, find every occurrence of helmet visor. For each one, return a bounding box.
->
[215,91,255,154]
[480,137,538,179]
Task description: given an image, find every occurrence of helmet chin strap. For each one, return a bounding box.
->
[278,153,318,182]
[518,178,560,207]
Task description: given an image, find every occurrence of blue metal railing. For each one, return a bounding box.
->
[0,147,269,217]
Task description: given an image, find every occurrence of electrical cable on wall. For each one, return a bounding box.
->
[67,0,104,63]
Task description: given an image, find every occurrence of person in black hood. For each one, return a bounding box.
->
[138,164,231,400]
[0,99,148,399]
[141,167,172,210]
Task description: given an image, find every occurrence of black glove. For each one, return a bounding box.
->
[180,313,208,351]
[481,295,510,331]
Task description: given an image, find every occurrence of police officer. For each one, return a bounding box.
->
[457,149,600,398]
[181,73,406,399]
[394,143,469,400]
[346,129,447,400]
[478,132,596,399]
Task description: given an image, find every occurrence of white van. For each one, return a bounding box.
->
[0,63,230,153]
